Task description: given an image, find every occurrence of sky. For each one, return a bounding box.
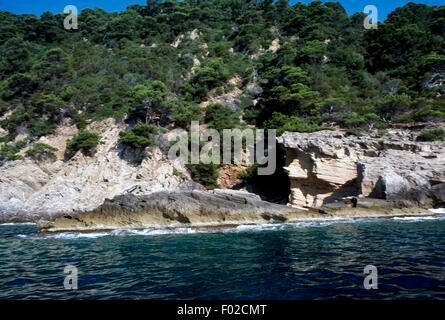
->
[0,0,443,21]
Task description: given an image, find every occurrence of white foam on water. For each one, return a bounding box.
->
[30,227,202,239]
[392,215,445,222]
[228,224,282,232]
[429,208,445,214]
[119,228,199,236]
[50,232,112,239]
[222,219,368,234]
[15,232,108,240]
[22,219,374,239]
[12,212,445,240]
[0,222,36,226]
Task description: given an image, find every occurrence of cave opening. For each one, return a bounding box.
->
[235,146,291,204]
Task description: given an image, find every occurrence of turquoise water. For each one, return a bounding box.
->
[0,216,444,300]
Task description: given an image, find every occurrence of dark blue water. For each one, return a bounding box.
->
[0,216,444,300]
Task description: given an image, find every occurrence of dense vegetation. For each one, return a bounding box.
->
[0,1,443,179]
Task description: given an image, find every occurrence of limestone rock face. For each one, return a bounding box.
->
[0,119,195,222]
[278,129,445,208]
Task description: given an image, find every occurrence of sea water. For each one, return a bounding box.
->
[0,214,444,299]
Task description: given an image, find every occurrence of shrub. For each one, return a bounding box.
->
[31,94,64,116]
[264,112,326,135]
[416,128,445,142]
[172,167,181,177]
[30,119,57,138]
[26,142,57,160]
[187,163,219,190]
[343,112,379,128]
[194,58,229,90]
[119,124,159,149]
[394,106,445,123]
[0,135,11,144]
[73,113,87,130]
[1,73,37,100]
[376,94,412,120]
[0,107,56,138]
[92,104,129,121]
[345,128,364,136]
[412,106,445,122]
[0,139,27,162]
[238,164,259,182]
[66,130,101,158]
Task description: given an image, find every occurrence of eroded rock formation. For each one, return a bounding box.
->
[278,129,445,208]
[0,118,196,222]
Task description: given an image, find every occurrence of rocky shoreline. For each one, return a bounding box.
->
[1,121,443,230]
[38,189,438,233]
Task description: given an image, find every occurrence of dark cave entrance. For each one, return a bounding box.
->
[235,145,291,204]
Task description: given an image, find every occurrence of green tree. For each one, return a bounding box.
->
[0,36,30,77]
[193,58,230,97]
[168,100,202,129]
[31,94,65,116]
[33,48,71,86]
[267,66,319,116]
[1,73,37,100]
[128,80,168,124]
[376,94,412,120]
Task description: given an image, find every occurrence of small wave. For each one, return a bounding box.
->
[16,232,111,240]
[227,224,283,232]
[13,213,445,240]
[222,219,369,233]
[0,222,36,226]
[34,223,325,238]
[52,232,112,239]
[18,227,202,240]
[392,216,444,222]
[17,234,34,239]
[114,228,199,236]
[31,219,375,239]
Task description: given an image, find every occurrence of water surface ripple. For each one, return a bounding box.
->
[0,217,444,299]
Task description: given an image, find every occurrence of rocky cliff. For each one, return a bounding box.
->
[1,119,444,224]
[0,118,197,222]
[278,129,445,208]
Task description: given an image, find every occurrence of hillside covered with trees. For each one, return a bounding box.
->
[0,0,444,169]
